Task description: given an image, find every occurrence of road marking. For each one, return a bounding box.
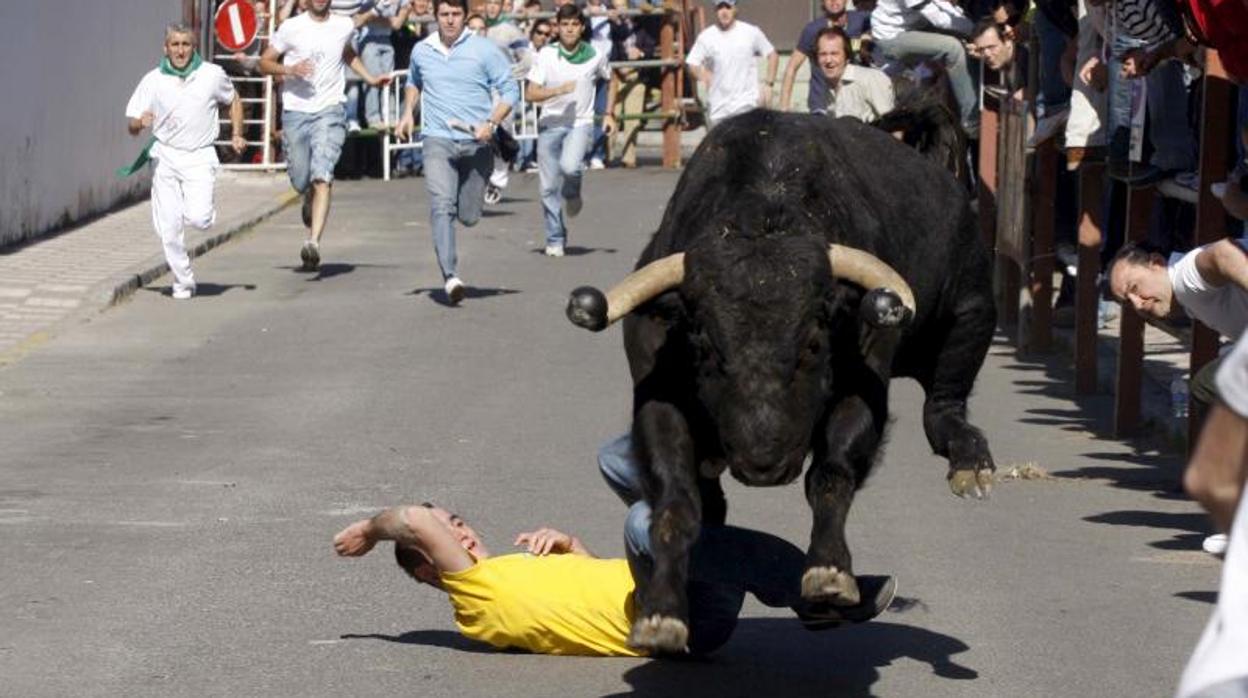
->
[1132,551,1221,566]
[309,639,342,646]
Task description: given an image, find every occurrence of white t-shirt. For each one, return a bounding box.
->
[685,20,774,123]
[526,44,611,129]
[1168,239,1248,341]
[125,62,236,152]
[1175,335,1248,698]
[269,13,357,113]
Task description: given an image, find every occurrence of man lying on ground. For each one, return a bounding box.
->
[332,438,895,656]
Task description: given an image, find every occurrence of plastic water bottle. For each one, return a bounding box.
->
[1171,376,1190,419]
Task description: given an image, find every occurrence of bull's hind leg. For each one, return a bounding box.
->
[629,401,701,653]
[803,330,894,606]
[921,293,996,498]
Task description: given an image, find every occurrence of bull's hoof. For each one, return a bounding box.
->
[801,566,862,606]
[566,287,609,332]
[948,467,995,499]
[860,288,913,329]
[629,614,689,653]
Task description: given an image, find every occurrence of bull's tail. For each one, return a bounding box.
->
[872,88,968,185]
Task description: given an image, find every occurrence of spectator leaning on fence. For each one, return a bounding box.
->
[780,0,873,114]
[1108,240,1248,436]
[260,0,388,272]
[969,17,1026,97]
[397,0,518,305]
[869,0,976,136]
[526,3,616,257]
[685,0,779,127]
[120,23,245,301]
[351,0,417,131]
[811,27,893,121]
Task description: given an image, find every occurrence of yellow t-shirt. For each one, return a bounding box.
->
[439,553,643,657]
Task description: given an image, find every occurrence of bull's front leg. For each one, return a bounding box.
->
[803,328,894,607]
[629,400,701,653]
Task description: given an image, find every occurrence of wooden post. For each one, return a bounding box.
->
[978,103,1000,250]
[1075,160,1105,394]
[1189,49,1237,446]
[1028,140,1057,352]
[1114,184,1155,436]
[660,11,679,169]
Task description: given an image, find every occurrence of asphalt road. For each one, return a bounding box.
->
[0,170,1224,697]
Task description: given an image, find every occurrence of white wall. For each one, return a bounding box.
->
[0,2,184,247]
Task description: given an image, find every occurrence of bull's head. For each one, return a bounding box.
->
[567,239,916,487]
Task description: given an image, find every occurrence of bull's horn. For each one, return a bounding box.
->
[828,245,917,328]
[567,253,686,332]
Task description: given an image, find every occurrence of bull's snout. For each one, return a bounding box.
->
[728,450,806,487]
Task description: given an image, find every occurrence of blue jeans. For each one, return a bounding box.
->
[1034,10,1072,118]
[1107,33,1196,172]
[537,124,592,246]
[354,39,395,127]
[597,433,809,655]
[282,105,347,193]
[877,30,978,133]
[587,78,609,164]
[422,137,492,280]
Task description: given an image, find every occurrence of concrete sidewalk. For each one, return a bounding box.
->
[0,171,295,365]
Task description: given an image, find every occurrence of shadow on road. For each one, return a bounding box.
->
[606,619,976,698]
[1173,590,1218,604]
[148,283,256,297]
[988,336,1185,497]
[407,285,521,306]
[344,618,976,698]
[528,246,618,257]
[275,262,397,281]
[1083,509,1214,550]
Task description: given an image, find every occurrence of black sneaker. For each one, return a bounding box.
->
[300,240,320,271]
[301,191,313,228]
[797,575,897,631]
[484,184,502,206]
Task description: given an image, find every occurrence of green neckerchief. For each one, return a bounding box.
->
[485,13,510,27]
[557,41,595,65]
[116,52,204,178]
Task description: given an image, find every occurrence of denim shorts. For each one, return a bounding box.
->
[282,104,346,193]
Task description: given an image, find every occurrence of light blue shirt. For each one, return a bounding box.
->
[408,30,520,141]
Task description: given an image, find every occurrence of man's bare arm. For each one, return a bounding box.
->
[1194,238,1248,290]
[1185,402,1248,532]
[780,51,808,111]
[514,527,595,557]
[333,506,475,572]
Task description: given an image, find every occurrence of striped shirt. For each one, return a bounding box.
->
[1111,0,1180,46]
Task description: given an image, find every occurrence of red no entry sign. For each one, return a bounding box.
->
[215,0,259,52]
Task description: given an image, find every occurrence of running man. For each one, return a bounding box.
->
[397,0,519,304]
[122,24,245,300]
[525,3,616,257]
[685,0,779,127]
[259,0,388,271]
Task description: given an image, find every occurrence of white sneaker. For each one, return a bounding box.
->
[172,286,194,300]
[1203,533,1229,555]
[589,157,606,170]
[483,184,502,206]
[444,276,466,305]
[544,244,565,257]
[347,120,362,134]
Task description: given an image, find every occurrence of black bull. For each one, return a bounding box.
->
[566,110,996,652]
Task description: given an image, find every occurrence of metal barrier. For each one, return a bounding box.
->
[208,0,285,171]
[378,73,539,181]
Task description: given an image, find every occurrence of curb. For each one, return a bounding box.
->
[95,189,300,307]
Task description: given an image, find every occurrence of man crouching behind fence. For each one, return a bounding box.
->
[121,24,244,300]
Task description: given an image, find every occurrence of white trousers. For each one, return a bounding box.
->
[150,144,218,293]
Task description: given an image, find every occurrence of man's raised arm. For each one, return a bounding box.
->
[333,506,474,573]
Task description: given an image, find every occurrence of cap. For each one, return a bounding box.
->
[715,0,737,6]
